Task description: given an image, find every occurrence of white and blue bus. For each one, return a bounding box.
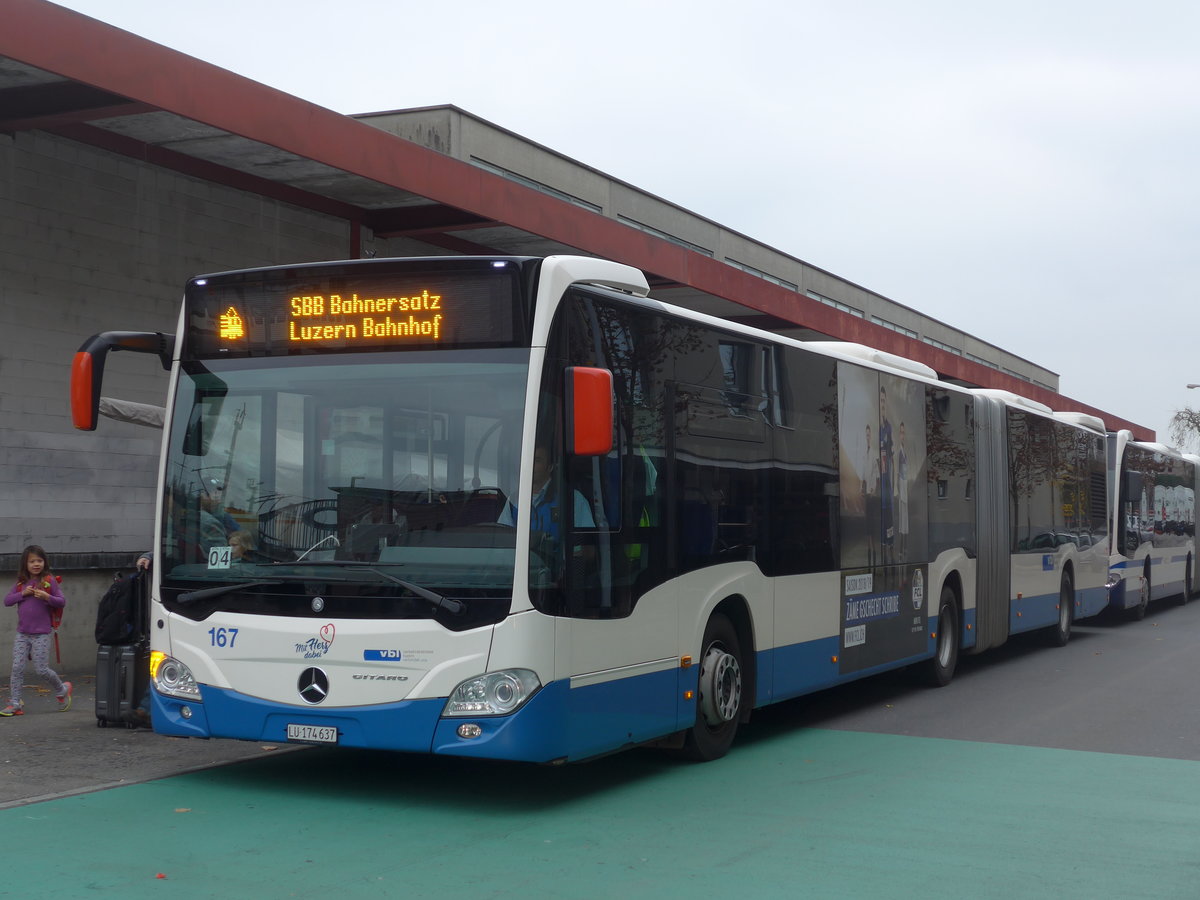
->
[71,255,1111,762]
[1105,431,1198,619]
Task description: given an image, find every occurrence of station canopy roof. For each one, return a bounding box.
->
[0,0,1147,436]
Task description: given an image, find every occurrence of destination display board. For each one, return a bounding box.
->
[184,258,528,358]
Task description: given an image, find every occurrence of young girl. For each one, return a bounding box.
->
[2,546,72,716]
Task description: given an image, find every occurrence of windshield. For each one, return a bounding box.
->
[159,349,529,625]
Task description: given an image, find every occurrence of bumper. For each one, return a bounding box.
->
[150,679,573,762]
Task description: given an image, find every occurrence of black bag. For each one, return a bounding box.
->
[96,570,150,728]
[94,572,140,645]
[95,643,149,728]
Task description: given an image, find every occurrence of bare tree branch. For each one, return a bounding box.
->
[1168,407,1200,453]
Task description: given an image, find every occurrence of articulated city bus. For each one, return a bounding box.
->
[1105,431,1198,619]
[71,255,1110,762]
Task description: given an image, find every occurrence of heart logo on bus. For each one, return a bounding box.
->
[320,623,336,646]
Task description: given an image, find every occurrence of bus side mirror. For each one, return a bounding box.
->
[566,366,613,456]
[70,331,175,431]
[70,350,100,431]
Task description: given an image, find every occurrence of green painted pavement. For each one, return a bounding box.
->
[3,727,1197,899]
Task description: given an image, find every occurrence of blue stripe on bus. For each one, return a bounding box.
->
[765,636,938,704]
[1010,590,1060,633]
[1012,585,1113,628]
[433,667,686,763]
[962,606,977,650]
[149,600,1075,762]
[764,636,841,702]
[1077,584,1110,619]
[1111,552,1191,570]
[150,686,446,752]
[149,674,682,763]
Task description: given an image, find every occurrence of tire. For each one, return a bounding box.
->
[920,586,959,687]
[1129,568,1149,621]
[1183,557,1192,605]
[1047,571,1074,646]
[679,613,744,762]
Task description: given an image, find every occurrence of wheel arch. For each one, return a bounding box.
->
[940,569,964,616]
[1059,558,1077,618]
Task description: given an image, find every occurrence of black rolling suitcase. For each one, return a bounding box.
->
[95,643,149,728]
[94,570,150,729]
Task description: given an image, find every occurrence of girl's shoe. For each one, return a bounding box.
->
[56,682,73,712]
[0,702,24,716]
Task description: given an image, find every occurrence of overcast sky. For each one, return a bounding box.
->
[50,0,1200,444]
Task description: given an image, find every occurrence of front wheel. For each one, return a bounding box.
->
[679,613,743,762]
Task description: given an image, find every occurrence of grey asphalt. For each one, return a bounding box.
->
[0,674,302,809]
[3,601,1200,898]
[3,594,1198,810]
[789,595,1200,760]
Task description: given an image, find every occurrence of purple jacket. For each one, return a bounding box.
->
[4,577,67,635]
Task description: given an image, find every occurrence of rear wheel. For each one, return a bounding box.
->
[919,585,959,687]
[1047,571,1074,646]
[679,613,743,761]
[1183,557,1192,605]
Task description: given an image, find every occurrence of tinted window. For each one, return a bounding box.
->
[769,347,838,574]
[926,387,975,557]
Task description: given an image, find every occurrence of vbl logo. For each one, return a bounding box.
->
[363,649,403,661]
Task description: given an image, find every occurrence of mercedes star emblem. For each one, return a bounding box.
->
[298,667,330,704]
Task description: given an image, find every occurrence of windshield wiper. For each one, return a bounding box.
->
[381,573,464,617]
[279,560,464,616]
[178,580,288,604]
[176,572,356,604]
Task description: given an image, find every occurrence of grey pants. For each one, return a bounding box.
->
[9,632,65,705]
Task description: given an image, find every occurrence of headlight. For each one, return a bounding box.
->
[443,669,541,717]
[152,653,201,700]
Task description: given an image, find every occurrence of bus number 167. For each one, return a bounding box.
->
[208,627,239,648]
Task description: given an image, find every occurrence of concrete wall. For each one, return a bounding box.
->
[0,129,356,572]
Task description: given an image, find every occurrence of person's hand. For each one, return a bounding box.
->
[20,584,34,597]
[136,556,151,571]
